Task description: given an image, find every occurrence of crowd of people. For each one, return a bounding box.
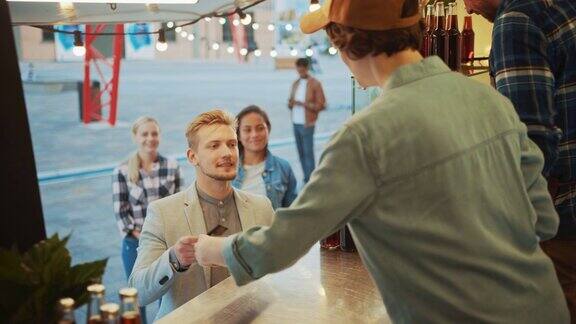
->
[112,0,575,323]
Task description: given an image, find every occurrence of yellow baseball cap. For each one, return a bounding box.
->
[300,0,421,34]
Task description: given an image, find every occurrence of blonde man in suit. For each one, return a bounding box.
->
[129,110,275,321]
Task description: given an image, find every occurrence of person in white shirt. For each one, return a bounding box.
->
[287,58,326,183]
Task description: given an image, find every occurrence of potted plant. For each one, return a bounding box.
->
[0,233,107,323]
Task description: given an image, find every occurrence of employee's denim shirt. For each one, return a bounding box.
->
[233,150,297,209]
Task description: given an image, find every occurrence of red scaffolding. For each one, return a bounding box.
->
[82,24,123,126]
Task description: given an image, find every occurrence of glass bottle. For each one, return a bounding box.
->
[119,288,141,324]
[320,231,340,250]
[461,14,475,63]
[86,284,105,324]
[445,2,461,71]
[422,4,435,57]
[431,2,447,63]
[100,303,120,324]
[339,225,357,252]
[57,298,76,324]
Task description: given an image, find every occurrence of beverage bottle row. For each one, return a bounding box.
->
[320,225,357,252]
[421,1,475,71]
[57,284,141,324]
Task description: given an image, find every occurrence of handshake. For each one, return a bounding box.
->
[172,233,227,268]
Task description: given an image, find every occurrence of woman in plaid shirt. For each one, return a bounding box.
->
[112,116,183,319]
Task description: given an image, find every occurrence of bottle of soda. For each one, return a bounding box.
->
[445,2,461,71]
[320,231,340,250]
[422,4,435,57]
[431,2,447,63]
[57,298,76,324]
[339,225,357,252]
[100,303,120,324]
[86,284,105,324]
[461,14,475,63]
[119,288,141,324]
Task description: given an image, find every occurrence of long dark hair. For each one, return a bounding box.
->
[236,105,272,156]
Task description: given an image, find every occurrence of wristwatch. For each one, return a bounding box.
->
[169,248,189,272]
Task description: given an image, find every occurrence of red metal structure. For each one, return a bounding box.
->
[229,14,248,63]
[82,24,123,125]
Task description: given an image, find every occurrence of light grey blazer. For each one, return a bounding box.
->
[128,184,274,321]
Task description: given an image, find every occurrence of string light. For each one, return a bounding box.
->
[240,48,248,56]
[156,29,168,52]
[212,42,220,50]
[167,21,174,28]
[240,13,252,25]
[254,49,262,57]
[181,31,188,38]
[175,26,182,33]
[290,48,298,56]
[72,30,85,56]
[204,17,212,22]
[232,19,240,26]
[219,17,227,25]
[187,34,195,41]
[309,0,321,12]
[328,46,338,55]
[227,46,235,54]
[305,48,314,57]
[270,49,278,57]
[252,23,260,30]
[285,23,293,31]
[267,24,275,31]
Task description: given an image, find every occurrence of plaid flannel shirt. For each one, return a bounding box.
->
[490,0,576,238]
[112,154,183,236]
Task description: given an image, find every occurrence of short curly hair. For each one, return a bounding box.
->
[325,0,423,60]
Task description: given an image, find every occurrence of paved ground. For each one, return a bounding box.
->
[24,55,367,321]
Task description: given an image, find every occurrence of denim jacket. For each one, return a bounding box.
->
[232,150,297,209]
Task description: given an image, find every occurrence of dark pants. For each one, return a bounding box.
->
[541,237,576,324]
[122,236,147,324]
[293,124,315,183]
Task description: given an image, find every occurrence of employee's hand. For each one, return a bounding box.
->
[173,236,198,267]
[194,234,226,267]
[132,229,141,239]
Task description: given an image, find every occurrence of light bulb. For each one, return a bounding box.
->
[305,48,314,57]
[267,24,275,31]
[167,21,174,28]
[309,3,321,12]
[187,34,195,41]
[212,43,220,50]
[219,18,227,25]
[227,46,235,54]
[270,49,278,57]
[290,48,298,56]
[240,14,252,26]
[175,26,182,33]
[285,24,293,31]
[72,45,85,56]
[254,49,262,57]
[232,19,240,26]
[156,41,168,52]
[181,31,188,38]
[252,23,260,30]
[328,46,338,55]
[240,48,248,56]
[204,17,211,22]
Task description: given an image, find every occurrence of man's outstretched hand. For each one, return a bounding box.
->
[195,234,227,267]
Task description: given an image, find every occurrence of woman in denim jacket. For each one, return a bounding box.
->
[232,105,297,209]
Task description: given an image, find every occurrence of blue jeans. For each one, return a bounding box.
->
[293,124,315,183]
[122,236,148,324]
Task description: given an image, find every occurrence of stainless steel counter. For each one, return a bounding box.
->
[157,244,391,323]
